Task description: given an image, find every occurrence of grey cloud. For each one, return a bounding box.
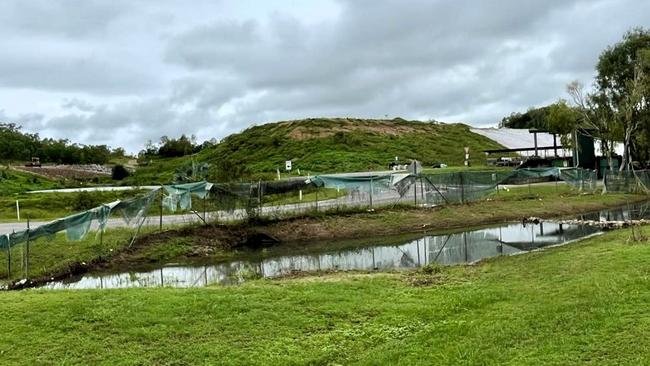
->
[3,0,650,153]
[0,0,128,38]
[0,53,158,94]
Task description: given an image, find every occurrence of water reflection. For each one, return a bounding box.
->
[44,221,599,290]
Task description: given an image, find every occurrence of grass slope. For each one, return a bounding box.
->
[128,118,505,183]
[0,168,60,195]
[1,226,650,364]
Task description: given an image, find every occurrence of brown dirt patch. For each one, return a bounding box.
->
[15,165,110,179]
[285,118,419,140]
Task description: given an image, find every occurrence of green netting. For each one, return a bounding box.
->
[311,174,393,194]
[0,166,618,256]
[115,189,160,225]
[162,181,213,212]
[310,173,405,206]
[559,168,598,191]
[423,171,513,204]
[0,190,159,251]
[604,170,650,193]
[0,234,8,250]
[1,202,117,250]
[505,167,598,192]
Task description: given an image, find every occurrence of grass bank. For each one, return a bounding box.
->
[1,225,650,364]
[256,185,647,242]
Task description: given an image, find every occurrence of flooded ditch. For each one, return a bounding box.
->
[43,200,650,290]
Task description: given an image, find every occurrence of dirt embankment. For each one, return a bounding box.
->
[14,164,110,179]
[120,193,650,261]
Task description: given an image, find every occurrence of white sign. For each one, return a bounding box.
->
[464,146,469,154]
[285,160,292,171]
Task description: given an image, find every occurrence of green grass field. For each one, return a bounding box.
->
[1,224,649,364]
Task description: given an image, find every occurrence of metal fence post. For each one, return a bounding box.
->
[7,233,12,279]
[25,217,30,278]
[414,174,418,207]
[257,180,262,217]
[460,172,465,204]
[159,188,163,231]
[369,176,373,209]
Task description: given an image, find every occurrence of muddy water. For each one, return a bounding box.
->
[43,201,650,290]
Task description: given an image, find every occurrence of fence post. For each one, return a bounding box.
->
[25,217,30,278]
[413,172,418,207]
[369,176,373,209]
[420,176,425,202]
[7,233,12,279]
[315,186,319,212]
[203,196,207,222]
[159,188,163,231]
[460,172,465,204]
[257,180,262,217]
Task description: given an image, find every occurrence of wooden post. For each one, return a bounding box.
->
[315,186,319,212]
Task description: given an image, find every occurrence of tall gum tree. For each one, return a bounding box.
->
[592,28,650,170]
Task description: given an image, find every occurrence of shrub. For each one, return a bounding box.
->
[111,165,130,180]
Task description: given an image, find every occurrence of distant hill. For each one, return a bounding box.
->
[129,118,505,183]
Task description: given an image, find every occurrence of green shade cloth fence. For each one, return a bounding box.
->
[162,181,213,212]
[0,168,609,252]
[0,189,160,250]
[311,168,599,205]
[604,170,650,193]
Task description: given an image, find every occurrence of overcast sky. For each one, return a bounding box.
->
[1,0,648,153]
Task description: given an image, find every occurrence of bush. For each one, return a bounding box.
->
[72,191,101,211]
[111,165,130,180]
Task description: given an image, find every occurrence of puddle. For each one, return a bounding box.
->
[41,201,650,290]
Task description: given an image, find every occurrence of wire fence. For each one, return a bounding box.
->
[604,170,650,194]
[0,166,621,282]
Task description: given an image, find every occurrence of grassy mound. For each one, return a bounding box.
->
[129,118,504,183]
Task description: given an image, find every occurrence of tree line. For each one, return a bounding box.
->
[139,135,216,159]
[0,123,123,165]
[501,28,650,171]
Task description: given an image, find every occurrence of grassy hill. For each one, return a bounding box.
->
[0,168,60,195]
[129,118,504,183]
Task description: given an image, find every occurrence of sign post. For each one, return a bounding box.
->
[285,160,292,178]
[464,146,470,167]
